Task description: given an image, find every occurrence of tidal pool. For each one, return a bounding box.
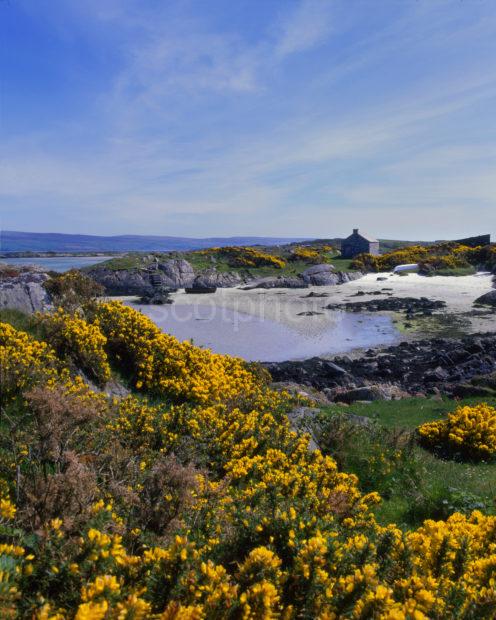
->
[133,303,399,362]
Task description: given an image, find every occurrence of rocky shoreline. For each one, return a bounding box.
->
[265,331,496,401]
[87,259,363,295]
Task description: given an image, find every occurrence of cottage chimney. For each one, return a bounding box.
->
[353,228,358,234]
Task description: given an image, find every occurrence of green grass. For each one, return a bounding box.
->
[0,308,37,335]
[328,257,355,272]
[88,248,359,278]
[431,266,477,277]
[320,396,496,429]
[316,397,496,528]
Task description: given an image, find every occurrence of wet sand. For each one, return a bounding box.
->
[119,272,495,360]
[168,271,495,332]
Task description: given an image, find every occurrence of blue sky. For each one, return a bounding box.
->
[1,0,496,239]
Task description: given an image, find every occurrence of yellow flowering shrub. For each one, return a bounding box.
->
[93,301,264,404]
[197,246,286,269]
[418,403,496,460]
[36,309,111,385]
[351,242,473,273]
[289,245,336,264]
[0,321,61,402]
[1,311,496,618]
[290,246,321,262]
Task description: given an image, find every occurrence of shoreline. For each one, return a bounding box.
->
[116,271,496,361]
[121,270,495,332]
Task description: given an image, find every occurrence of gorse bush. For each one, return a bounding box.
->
[1,306,496,617]
[36,308,111,385]
[92,301,264,404]
[418,403,496,461]
[0,321,63,404]
[197,246,286,269]
[351,242,496,274]
[289,245,335,264]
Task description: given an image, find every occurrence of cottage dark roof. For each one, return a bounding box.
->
[345,230,378,243]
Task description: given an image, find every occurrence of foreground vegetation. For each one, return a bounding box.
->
[1,274,496,618]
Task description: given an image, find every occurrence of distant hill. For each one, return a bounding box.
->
[0,231,310,254]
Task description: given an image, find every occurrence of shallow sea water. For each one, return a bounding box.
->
[133,302,399,362]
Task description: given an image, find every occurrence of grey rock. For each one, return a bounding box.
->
[243,276,309,290]
[344,413,374,428]
[0,271,52,313]
[301,266,363,286]
[333,385,390,403]
[139,287,174,305]
[157,259,195,288]
[88,268,154,296]
[301,264,335,285]
[286,406,321,451]
[474,290,496,307]
[193,269,244,288]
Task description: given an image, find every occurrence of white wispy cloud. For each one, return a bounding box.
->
[274,0,333,58]
[2,0,496,238]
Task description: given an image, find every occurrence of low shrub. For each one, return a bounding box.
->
[36,308,111,385]
[418,403,496,460]
[351,242,482,274]
[44,270,104,312]
[197,246,286,269]
[92,301,266,405]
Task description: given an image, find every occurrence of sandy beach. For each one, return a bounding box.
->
[118,271,495,361]
[166,271,495,333]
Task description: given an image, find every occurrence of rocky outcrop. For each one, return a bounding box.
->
[157,259,195,288]
[325,296,446,315]
[301,264,335,286]
[88,268,154,296]
[243,271,362,290]
[139,287,174,305]
[0,270,52,313]
[474,290,496,307]
[265,333,496,400]
[300,265,363,286]
[301,267,362,287]
[243,276,309,290]
[192,269,244,289]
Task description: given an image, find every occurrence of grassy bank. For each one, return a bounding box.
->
[316,397,496,528]
[88,242,358,277]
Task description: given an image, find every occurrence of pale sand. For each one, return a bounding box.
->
[118,272,495,343]
[167,272,494,331]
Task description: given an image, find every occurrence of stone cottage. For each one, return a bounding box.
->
[341,229,380,258]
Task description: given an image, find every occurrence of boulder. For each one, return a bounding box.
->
[0,270,52,313]
[193,269,243,288]
[157,259,195,288]
[474,290,496,307]
[243,276,309,290]
[286,406,321,451]
[88,268,154,296]
[301,264,336,286]
[300,264,362,287]
[333,385,390,403]
[139,287,174,305]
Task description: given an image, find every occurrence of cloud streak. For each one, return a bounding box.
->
[1,0,496,238]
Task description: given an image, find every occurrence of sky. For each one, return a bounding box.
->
[1,0,496,240]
